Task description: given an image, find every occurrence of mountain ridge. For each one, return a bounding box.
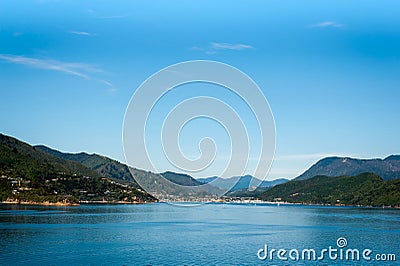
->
[197,175,289,191]
[262,172,400,207]
[0,133,154,204]
[36,145,138,185]
[295,155,400,181]
[36,144,223,199]
[5,133,400,205]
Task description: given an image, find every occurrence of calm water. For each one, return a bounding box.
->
[0,203,399,265]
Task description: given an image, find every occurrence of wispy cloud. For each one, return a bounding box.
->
[97,15,128,19]
[68,30,96,36]
[0,54,102,79]
[191,42,253,54]
[211,42,253,51]
[311,21,344,28]
[100,79,113,87]
[100,79,118,93]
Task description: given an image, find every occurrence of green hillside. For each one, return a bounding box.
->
[1,134,101,181]
[36,145,137,185]
[0,133,154,204]
[37,145,223,199]
[261,173,400,207]
[160,171,203,186]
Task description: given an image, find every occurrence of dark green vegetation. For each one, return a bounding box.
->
[3,132,400,206]
[37,145,223,200]
[295,156,400,181]
[0,134,154,204]
[0,134,101,180]
[36,145,138,185]
[161,171,203,186]
[262,173,400,207]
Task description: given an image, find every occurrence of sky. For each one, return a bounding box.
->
[1,0,400,180]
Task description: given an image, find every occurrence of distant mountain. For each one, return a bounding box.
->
[129,168,223,199]
[262,173,400,207]
[197,176,218,184]
[386,155,400,161]
[259,178,290,188]
[160,171,203,186]
[231,175,256,191]
[0,133,154,204]
[37,145,223,199]
[295,156,400,181]
[197,175,249,191]
[197,175,289,192]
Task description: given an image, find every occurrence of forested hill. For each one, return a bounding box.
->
[295,156,400,181]
[0,133,155,204]
[262,172,400,207]
[36,145,138,185]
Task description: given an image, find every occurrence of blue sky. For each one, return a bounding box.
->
[1,0,399,180]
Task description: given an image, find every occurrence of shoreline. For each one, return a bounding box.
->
[0,200,149,206]
[1,200,79,206]
[223,200,400,209]
[1,200,399,209]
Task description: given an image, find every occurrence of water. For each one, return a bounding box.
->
[0,203,399,265]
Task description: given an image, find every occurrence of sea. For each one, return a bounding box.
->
[0,203,399,265]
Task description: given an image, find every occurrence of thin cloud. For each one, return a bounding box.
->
[97,15,128,19]
[311,21,344,28]
[211,42,253,51]
[100,80,113,87]
[68,30,96,36]
[100,79,118,93]
[191,42,254,54]
[0,54,102,79]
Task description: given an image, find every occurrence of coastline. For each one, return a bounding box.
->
[1,199,399,209]
[0,200,148,206]
[1,200,79,206]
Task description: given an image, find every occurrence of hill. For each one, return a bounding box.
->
[36,145,137,185]
[295,156,400,181]
[129,168,223,200]
[261,172,400,207]
[0,133,154,204]
[160,171,203,186]
[0,134,101,181]
[37,145,223,200]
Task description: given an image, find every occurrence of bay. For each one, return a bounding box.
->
[0,203,399,265]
